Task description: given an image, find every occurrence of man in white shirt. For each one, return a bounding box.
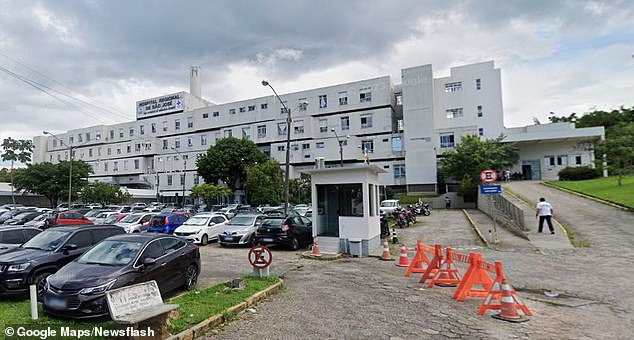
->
[536,197,554,234]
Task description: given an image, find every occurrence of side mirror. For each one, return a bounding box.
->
[208,222,216,226]
[143,257,157,266]
[61,244,78,252]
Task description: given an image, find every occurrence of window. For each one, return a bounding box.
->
[76,133,82,143]
[109,130,114,140]
[187,137,193,147]
[224,129,232,138]
[134,159,140,170]
[446,108,464,119]
[291,144,299,151]
[248,105,255,111]
[135,143,141,152]
[167,175,173,186]
[86,132,91,141]
[140,125,145,135]
[113,161,119,171]
[392,137,402,152]
[242,127,251,139]
[97,147,102,156]
[117,147,121,155]
[361,114,373,128]
[316,142,325,149]
[298,98,307,111]
[88,149,93,157]
[557,155,567,166]
[69,136,74,144]
[229,108,236,115]
[126,145,131,153]
[361,140,374,153]
[180,174,185,185]
[477,105,483,117]
[151,123,157,133]
[277,145,285,151]
[339,91,348,105]
[359,88,372,102]
[257,125,267,138]
[214,132,221,142]
[440,134,455,148]
[174,139,181,149]
[138,241,166,264]
[95,132,101,140]
[478,128,484,136]
[239,107,246,113]
[396,94,402,105]
[163,121,168,132]
[317,184,364,219]
[575,155,582,165]
[119,129,124,138]
[476,78,481,90]
[394,164,406,179]
[53,140,57,147]
[163,140,169,150]
[318,95,327,108]
[261,103,268,110]
[104,162,108,172]
[175,119,180,130]
[302,143,310,150]
[341,116,350,130]
[212,111,219,117]
[545,156,555,166]
[123,160,128,170]
[129,127,134,137]
[277,122,287,136]
[107,148,111,156]
[187,117,193,128]
[202,113,209,119]
[194,175,200,185]
[319,119,328,133]
[67,231,92,249]
[445,81,462,92]
[294,120,304,134]
[201,134,207,146]
[280,101,288,114]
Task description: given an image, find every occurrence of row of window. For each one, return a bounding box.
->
[444,79,482,93]
[445,105,484,119]
[439,129,485,148]
[545,155,583,167]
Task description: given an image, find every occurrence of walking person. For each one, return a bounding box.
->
[536,197,555,234]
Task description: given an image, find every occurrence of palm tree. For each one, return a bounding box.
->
[1,138,34,204]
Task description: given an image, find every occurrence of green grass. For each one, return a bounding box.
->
[393,193,439,205]
[168,276,280,334]
[547,175,634,209]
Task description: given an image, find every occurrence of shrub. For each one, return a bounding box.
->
[558,166,601,181]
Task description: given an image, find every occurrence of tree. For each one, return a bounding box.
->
[80,182,132,205]
[289,174,311,204]
[190,183,233,207]
[441,135,518,198]
[196,137,268,193]
[244,160,284,206]
[13,161,93,207]
[1,138,34,204]
[597,123,634,186]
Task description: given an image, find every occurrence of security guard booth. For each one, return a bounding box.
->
[302,165,386,256]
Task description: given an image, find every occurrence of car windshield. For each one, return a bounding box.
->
[96,212,111,218]
[260,218,284,227]
[104,214,120,224]
[183,216,209,226]
[381,201,397,207]
[13,212,33,219]
[119,214,143,223]
[31,214,48,222]
[0,211,12,218]
[21,230,71,251]
[227,216,255,226]
[77,240,144,266]
[84,210,103,217]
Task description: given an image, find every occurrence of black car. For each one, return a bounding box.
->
[0,224,125,298]
[43,234,200,319]
[255,215,313,250]
[0,226,41,255]
[3,211,42,225]
[0,208,36,224]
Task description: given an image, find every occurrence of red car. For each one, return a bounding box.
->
[43,211,92,228]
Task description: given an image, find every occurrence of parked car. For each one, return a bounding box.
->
[0,226,41,255]
[24,214,50,229]
[219,214,265,247]
[3,211,42,225]
[92,211,121,225]
[42,233,200,319]
[43,211,92,228]
[83,209,108,222]
[255,215,313,250]
[0,224,125,298]
[379,199,401,215]
[147,213,189,234]
[174,213,229,245]
[0,208,36,224]
[217,208,237,219]
[102,213,127,225]
[116,213,155,233]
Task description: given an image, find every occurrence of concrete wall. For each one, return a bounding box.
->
[477,188,532,239]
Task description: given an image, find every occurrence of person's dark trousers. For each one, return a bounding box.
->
[538,215,554,233]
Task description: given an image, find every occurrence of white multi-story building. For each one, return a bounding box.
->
[32,61,604,202]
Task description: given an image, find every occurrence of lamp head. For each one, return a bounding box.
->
[346,135,350,139]
[170,146,176,150]
[330,128,335,132]
[261,80,269,86]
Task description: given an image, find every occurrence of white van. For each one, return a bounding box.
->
[379,199,401,215]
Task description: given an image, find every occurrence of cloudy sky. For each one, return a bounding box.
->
[1,0,633,167]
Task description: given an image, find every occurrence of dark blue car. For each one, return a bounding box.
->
[147,213,189,234]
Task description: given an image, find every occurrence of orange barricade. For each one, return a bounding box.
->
[427,247,462,287]
[419,244,442,284]
[478,262,532,317]
[452,253,493,301]
[404,240,431,277]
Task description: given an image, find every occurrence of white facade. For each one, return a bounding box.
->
[32,61,604,201]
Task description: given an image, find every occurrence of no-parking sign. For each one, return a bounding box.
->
[248,245,273,269]
[480,169,498,184]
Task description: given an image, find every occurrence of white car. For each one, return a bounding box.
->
[219,214,265,246]
[116,212,155,233]
[379,199,401,215]
[173,213,229,245]
[217,208,237,219]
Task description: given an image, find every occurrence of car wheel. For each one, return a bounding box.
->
[33,271,53,300]
[184,265,198,291]
[289,236,300,251]
[201,234,209,246]
[133,230,140,233]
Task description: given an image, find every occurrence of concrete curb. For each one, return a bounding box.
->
[541,181,633,212]
[166,279,285,340]
[461,209,489,247]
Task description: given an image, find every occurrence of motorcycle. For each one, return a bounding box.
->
[380,214,391,238]
[393,208,410,228]
[416,202,431,216]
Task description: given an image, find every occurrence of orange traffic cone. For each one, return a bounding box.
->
[311,237,322,257]
[396,243,410,267]
[492,279,530,323]
[380,239,393,261]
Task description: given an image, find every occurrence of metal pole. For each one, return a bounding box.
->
[68,145,73,208]
[284,107,291,215]
[182,159,186,207]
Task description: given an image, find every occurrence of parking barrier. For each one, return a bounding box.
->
[427,247,462,287]
[418,244,442,284]
[404,240,430,276]
[452,253,493,301]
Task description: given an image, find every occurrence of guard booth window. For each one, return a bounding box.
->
[316,184,364,237]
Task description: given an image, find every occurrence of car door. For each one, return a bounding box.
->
[158,237,188,291]
[291,216,310,243]
[300,216,314,243]
[133,240,168,291]
[208,216,227,240]
[139,214,153,231]
[57,230,94,266]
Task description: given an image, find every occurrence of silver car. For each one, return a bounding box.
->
[115,213,155,233]
[219,214,265,246]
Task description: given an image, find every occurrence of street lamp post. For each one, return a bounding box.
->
[171,147,187,207]
[43,131,73,208]
[262,80,291,216]
[330,129,349,167]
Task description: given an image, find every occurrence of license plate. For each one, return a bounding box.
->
[223,236,233,241]
[47,296,66,309]
[262,238,274,242]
